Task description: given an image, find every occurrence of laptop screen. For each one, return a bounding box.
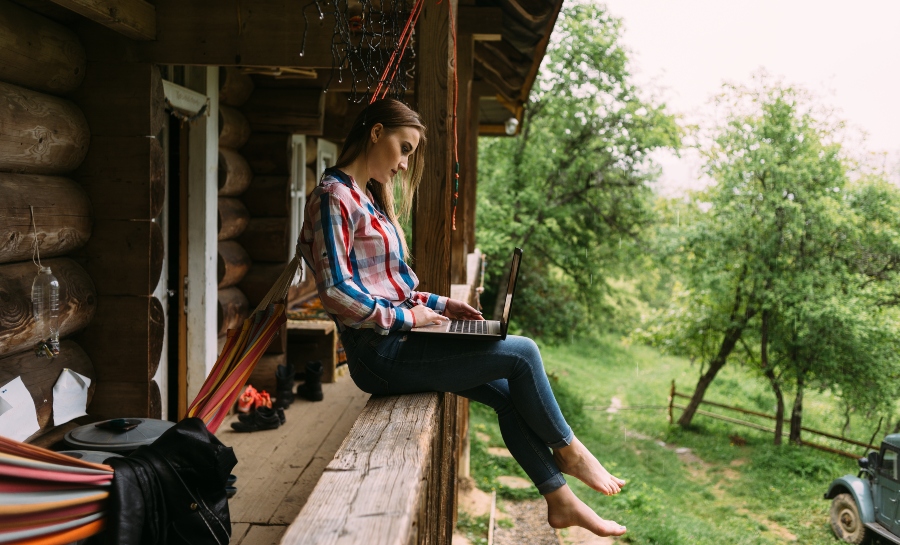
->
[500,249,523,334]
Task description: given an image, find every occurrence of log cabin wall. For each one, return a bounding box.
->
[68,22,166,420]
[0,0,97,442]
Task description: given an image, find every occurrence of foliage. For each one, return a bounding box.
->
[476,2,680,342]
[636,76,900,433]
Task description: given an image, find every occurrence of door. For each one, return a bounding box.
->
[876,446,900,532]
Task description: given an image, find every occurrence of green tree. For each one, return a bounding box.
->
[476,2,680,341]
[642,77,900,437]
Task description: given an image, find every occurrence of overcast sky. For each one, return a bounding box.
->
[599,0,900,195]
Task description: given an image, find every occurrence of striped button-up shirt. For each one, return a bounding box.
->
[298,168,447,334]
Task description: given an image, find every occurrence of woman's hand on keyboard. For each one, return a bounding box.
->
[411,304,450,327]
[444,299,484,320]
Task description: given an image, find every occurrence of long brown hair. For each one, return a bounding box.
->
[334,99,426,257]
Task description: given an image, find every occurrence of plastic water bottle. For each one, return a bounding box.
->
[32,266,60,350]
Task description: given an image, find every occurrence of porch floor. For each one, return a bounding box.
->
[219,373,370,545]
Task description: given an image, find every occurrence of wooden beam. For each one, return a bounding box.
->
[458,6,502,41]
[451,35,474,285]
[413,1,455,299]
[141,0,335,68]
[495,0,554,25]
[474,42,525,90]
[49,0,156,41]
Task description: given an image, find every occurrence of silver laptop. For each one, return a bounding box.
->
[411,248,522,340]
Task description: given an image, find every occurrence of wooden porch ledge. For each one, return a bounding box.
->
[281,392,458,545]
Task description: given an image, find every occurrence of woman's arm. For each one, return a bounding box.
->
[306,187,415,333]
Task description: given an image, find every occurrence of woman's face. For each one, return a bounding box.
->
[367,124,421,184]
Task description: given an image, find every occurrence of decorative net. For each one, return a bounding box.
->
[300,0,419,103]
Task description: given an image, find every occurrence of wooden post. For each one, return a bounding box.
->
[184,66,220,403]
[668,380,675,424]
[450,34,475,285]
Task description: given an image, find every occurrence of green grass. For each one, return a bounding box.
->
[467,335,870,544]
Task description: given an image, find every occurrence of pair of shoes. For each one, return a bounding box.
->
[231,406,284,432]
[297,360,324,402]
[236,385,273,413]
[275,362,295,409]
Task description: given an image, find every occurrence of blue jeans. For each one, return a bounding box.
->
[340,327,573,495]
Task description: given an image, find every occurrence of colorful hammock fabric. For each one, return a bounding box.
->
[0,253,302,542]
[0,435,112,544]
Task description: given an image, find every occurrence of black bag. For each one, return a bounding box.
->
[98,418,237,545]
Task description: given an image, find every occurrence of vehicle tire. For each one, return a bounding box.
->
[830,493,869,544]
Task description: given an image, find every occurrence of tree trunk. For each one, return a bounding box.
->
[790,371,805,445]
[677,324,747,427]
[760,309,784,445]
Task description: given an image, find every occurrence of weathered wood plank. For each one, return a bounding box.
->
[72,61,164,138]
[218,147,253,197]
[280,393,441,545]
[218,197,251,241]
[0,340,95,431]
[140,0,336,68]
[75,219,163,296]
[412,2,454,298]
[0,0,86,95]
[240,525,287,545]
[451,35,474,284]
[228,523,251,545]
[241,176,290,217]
[0,173,92,265]
[236,218,289,262]
[218,286,250,336]
[49,0,156,41]
[0,81,89,175]
[218,240,252,289]
[219,105,251,149]
[0,257,96,358]
[78,295,163,383]
[219,67,254,107]
[241,133,290,175]
[75,135,165,220]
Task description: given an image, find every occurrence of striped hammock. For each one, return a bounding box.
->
[0,254,301,543]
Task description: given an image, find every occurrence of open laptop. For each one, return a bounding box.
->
[411,248,522,340]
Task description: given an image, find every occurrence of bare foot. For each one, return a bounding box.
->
[545,485,626,537]
[553,436,626,495]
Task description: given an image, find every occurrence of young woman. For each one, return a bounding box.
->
[298,99,627,538]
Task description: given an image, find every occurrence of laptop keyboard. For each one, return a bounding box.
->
[449,320,487,334]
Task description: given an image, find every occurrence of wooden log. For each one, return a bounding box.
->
[79,295,164,383]
[0,174,92,265]
[218,147,252,196]
[281,394,441,544]
[240,176,290,217]
[217,286,250,336]
[0,81,89,175]
[241,87,324,134]
[236,218,289,262]
[305,137,318,165]
[0,257,96,358]
[322,96,365,140]
[72,61,165,138]
[218,197,250,241]
[49,0,156,41]
[75,219,163,296]
[238,262,286,307]
[0,340,95,431]
[219,67,254,107]
[218,105,251,149]
[149,379,161,419]
[245,353,286,395]
[305,167,317,196]
[75,135,165,220]
[0,0,86,95]
[217,240,251,289]
[241,133,290,175]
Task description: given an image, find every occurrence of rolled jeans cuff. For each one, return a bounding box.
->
[536,472,567,495]
[547,428,574,450]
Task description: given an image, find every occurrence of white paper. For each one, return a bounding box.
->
[0,377,41,441]
[52,369,92,426]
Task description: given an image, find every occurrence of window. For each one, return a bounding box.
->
[880,447,898,480]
